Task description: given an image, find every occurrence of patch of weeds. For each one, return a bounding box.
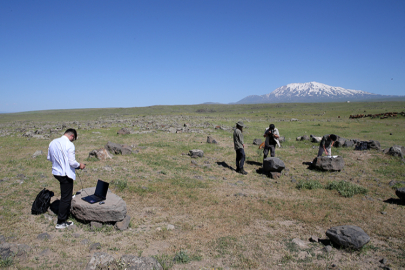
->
[392,182,405,189]
[111,179,128,191]
[280,253,294,264]
[325,180,368,197]
[236,254,259,269]
[0,256,13,267]
[359,243,379,255]
[212,236,238,257]
[284,239,299,253]
[296,180,323,190]
[173,250,190,264]
[86,156,99,162]
[152,254,173,270]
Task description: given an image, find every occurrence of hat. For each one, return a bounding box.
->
[236,121,245,127]
[269,124,275,129]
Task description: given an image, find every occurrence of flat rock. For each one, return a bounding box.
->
[115,215,131,231]
[189,149,204,158]
[71,187,127,223]
[120,255,163,270]
[326,225,370,249]
[88,149,113,160]
[263,157,285,173]
[253,138,262,145]
[312,156,344,171]
[86,252,115,270]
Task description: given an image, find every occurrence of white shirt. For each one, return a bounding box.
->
[264,127,280,146]
[47,135,80,180]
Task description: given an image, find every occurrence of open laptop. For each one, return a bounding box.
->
[81,179,109,204]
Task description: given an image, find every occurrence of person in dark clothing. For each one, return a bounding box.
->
[233,121,247,175]
[317,134,338,157]
[263,124,280,159]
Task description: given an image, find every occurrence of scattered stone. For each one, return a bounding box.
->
[117,128,131,135]
[81,239,90,245]
[334,137,346,147]
[89,243,101,252]
[115,215,131,231]
[343,140,355,148]
[395,187,405,202]
[386,145,404,158]
[380,258,388,264]
[268,172,281,179]
[32,150,42,158]
[207,136,217,144]
[310,135,322,143]
[88,148,113,160]
[189,149,204,158]
[263,157,285,173]
[291,118,298,121]
[312,156,344,171]
[234,193,247,197]
[71,187,127,223]
[37,233,52,240]
[323,245,333,253]
[367,140,381,150]
[326,225,370,249]
[309,236,319,242]
[120,255,163,270]
[39,248,50,256]
[253,138,262,145]
[301,135,310,141]
[167,224,175,230]
[86,252,114,270]
[90,221,103,230]
[105,142,133,155]
[296,136,302,141]
[292,238,309,249]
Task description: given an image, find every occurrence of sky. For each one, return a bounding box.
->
[1,0,404,113]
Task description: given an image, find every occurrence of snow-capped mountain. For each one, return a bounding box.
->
[236,82,385,104]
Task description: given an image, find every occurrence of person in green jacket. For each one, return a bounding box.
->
[233,121,247,175]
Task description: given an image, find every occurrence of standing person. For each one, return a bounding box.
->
[47,129,86,229]
[317,134,338,157]
[263,124,280,159]
[233,121,247,175]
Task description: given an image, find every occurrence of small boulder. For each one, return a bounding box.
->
[343,140,355,148]
[115,215,131,231]
[312,156,344,171]
[263,157,285,173]
[88,149,113,160]
[326,225,370,249]
[253,138,262,145]
[296,136,302,141]
[207,136,217,144]
[310,135,322,143]
[32,150,42,158]
[334,137,346,148]
[86,252,115,270]
[189,149,204,158]
[120,255,163,270]
[105,142,133,155]
[367,140,381,150]
[301,135,310,141]
[117,128,131,135]
[386,145,404,158]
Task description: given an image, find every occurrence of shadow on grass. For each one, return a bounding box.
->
[216,161,235,171]
[383,198,405,206]
[246,160,262,166]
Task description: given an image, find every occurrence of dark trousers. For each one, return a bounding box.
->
[263,144,276,159]
[53,175,74,224]
[235,148,245,170]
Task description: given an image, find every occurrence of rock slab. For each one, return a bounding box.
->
[71,187,127,223]
[326,225,370,249]
[263,157,285,173]
[395,187,405,202]
[312,156,344,171]
[120,255,163,270]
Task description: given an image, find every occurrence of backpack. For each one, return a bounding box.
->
[31,188,54,215]
[355,141,368,151]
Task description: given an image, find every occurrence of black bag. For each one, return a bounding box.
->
[31,188,54,215]
[355,141,368,151]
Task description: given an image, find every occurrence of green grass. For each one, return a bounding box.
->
[296,180,323,190]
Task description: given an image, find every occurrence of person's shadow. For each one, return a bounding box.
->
[383,198,405,206]
[49,200,60,215]
[216,161,234,171]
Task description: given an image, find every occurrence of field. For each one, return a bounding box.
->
[0,101,404,269]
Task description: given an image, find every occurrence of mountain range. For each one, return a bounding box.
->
[234,82,400,104]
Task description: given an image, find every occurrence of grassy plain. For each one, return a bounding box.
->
[0,101,404,269]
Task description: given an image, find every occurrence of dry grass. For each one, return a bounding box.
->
[0,101,405,269]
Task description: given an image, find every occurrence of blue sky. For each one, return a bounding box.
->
[1,0,404,113]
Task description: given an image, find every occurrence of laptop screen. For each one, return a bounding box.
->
[94,180,109,199]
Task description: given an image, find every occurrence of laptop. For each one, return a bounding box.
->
[81,180,109,204]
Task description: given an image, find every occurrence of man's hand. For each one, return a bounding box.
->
[79,163,86,170]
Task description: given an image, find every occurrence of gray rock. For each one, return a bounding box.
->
[367,140,381,150]
[310,135,322,143]
[115,215,131,231]
[71,188,127,223]
[189,149,204,158]
[253,138,262,145]
[296,136,302,141]
[90,221,103,230]
[312,156,344,171]
[120,255,163,270]
[89,243,101,252]
[334,137,346,148]
[343,140,355,148]
[105,142,133,155]
[117,128,131,135]
[386,145,404,158]
[309,236,319,242]
[278,136,285,143]
[292,238,309,249]
[37,233,52,240]
[88,148,113,160]
[395,187,405,202]
[301,135,310,141]
[86,252,115,270]
[207,136,217,144]
[326,225,370,249]
[323,245,333,253]
[32,150,42,158]
[291,118,298,121]
[263,157,285,173]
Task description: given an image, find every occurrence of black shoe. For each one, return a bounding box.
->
[235,168,240,173]
[240,169,248,175]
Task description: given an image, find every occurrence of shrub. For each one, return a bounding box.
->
[296,180,323,190]
[325,180,368,197]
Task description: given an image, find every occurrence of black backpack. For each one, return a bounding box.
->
[31,188,54,215]
[355,141,368,151]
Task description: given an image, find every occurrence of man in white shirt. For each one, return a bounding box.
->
[263,124,280,160]
[47,129,85,229]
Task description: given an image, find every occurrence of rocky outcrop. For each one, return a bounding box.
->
[88,149,113,160]
[105,142,133,155]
